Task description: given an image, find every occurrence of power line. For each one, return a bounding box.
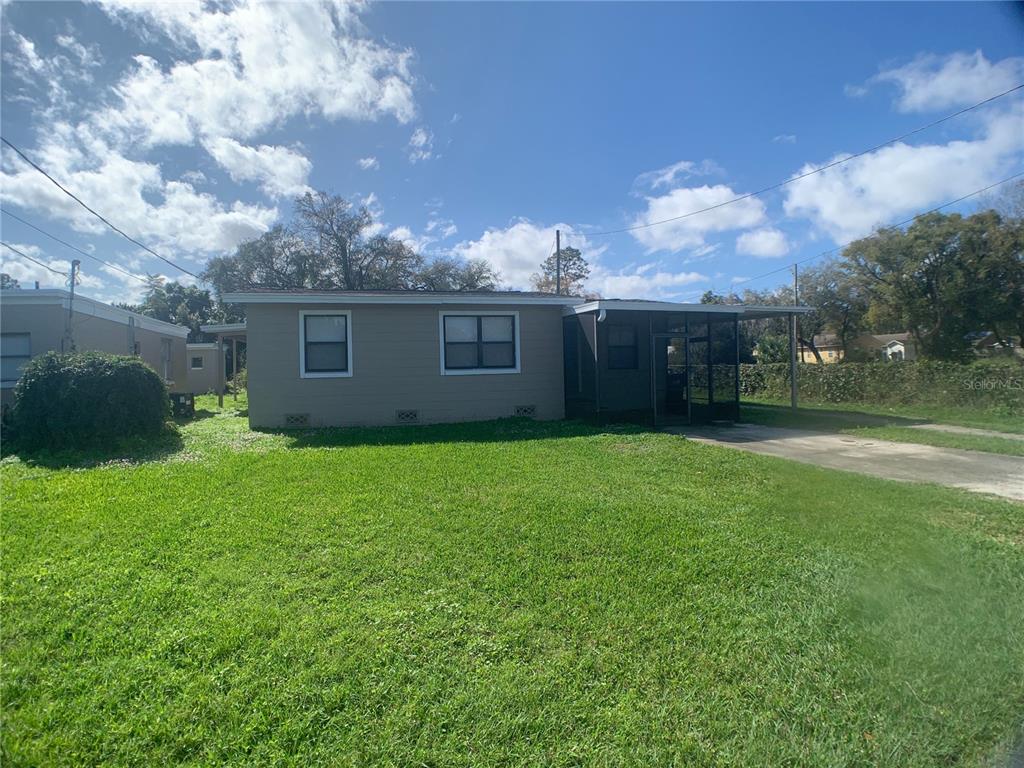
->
[568,83,1024,238]
[678,170,1024,301]
[1,241,69,277]
[0,136,201,279]
[1,208,149,284]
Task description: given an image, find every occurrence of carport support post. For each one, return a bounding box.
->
[231,337,238,401]
[789,312,798,411]
[217,335,225,409]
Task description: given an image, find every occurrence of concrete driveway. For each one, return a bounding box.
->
[670,423,1024,502]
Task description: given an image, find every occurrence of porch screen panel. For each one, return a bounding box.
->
[710,315,739,418]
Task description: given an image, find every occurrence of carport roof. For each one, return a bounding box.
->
[565,299,813,320]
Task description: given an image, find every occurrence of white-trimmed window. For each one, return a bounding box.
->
[439,311,520,375]
[190,356,204,370]
[299,310,352,378]
[1,333,30,387]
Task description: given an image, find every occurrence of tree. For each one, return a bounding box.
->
[530,246,590,295]
[842,211,1023,360]
[124,279,239,342]
[1,273,21,289]
[414,256,498,291]
[204,191,495,296]
[755,334,789,363]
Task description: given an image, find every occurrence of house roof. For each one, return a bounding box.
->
[810,333,842,347]
[0,288,190,338]
[566,298,813,320]
[222,289,584,306]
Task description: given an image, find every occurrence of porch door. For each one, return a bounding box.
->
[652,334,689,425]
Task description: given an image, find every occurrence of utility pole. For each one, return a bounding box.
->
[793,263,803,364]
[63,259,80,353]
[555,229,561,296]
[790,263,799,411]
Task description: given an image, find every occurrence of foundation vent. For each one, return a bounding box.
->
[284,413,310,428]
[395,409,420,424]
[513,404,537,418]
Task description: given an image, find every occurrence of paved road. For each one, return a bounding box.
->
[670,423,1024,502]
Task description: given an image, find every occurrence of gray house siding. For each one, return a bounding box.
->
[246,302,567,428]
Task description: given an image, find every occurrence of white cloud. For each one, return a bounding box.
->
[1,125,278,259]
[587,263,707,300]
[426,217,457,239]
[451,220,603,288]
[633,159,721,192]
[859,51,1024,113]
[630,184,767,253]
[357,156,379,170]
[93,0,416,147]
[0,242,103,291]
[736,227,790,258]
[783,102,1024,242]
[773,134,797,144]
[407,127,433,163]
[203,137,311,199]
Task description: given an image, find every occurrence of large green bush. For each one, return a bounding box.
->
[9,352,171,450]
[741,360,1023,414]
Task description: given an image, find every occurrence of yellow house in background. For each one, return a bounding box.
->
[800,332,918,363]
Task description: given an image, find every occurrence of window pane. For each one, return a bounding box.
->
[445,343,478,368]
[305,315,346,342]
[1,356,28,382]
[306,342,346,371]
[481,315,513,342]
[608,325,635,347]
[2,334,31,356]
[444,316,477,342]
[481,342,515,368]
[191,357,204,369]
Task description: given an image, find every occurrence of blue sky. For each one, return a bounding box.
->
[1,1,1022,304]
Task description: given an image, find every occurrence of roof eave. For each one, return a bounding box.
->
[222,291,584,307]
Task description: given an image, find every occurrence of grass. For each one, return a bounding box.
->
[743,396,1024,434]
[742,401,1024,457]
[2,395,1023,766]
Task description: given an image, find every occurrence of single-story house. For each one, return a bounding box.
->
[185,343,221,394]
[223,289,809,428]
[800,333,844,363]
[850,332,918,362]
[1,288,189,406]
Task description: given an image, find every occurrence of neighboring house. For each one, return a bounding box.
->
[850,332,918,362]
[968,332,1021,357]
[800,334,844,363]
[185,343,221,394]
[0,288,189,406]
[224,289,808,428]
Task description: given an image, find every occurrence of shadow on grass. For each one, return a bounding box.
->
[259,417,648,449]
[1,426,184,469]
[741,402,927,432]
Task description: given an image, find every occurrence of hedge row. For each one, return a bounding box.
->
[740,360,1023,413]
[9,351,171,451]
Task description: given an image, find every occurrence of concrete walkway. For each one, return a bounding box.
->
[908,423,1024,442]
[670,423,1024,502]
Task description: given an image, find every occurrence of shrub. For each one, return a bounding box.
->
[10,352,172,451]
[740,359,1024,414]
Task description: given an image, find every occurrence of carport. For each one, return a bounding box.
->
[199,322,247,407]
[562,300,813,426]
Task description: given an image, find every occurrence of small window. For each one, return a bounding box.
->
[607,324,638,370]
[441,313,519,374]
[190,356,204,370]
[1,333,31,386]
[133,341,141,356]
[300,311,352,378]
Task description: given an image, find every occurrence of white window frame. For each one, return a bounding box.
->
[299,309,353,379]
[190,356,204,370]
[438,310,521,376]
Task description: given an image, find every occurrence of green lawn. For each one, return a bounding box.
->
[743,397,1024,434]
[2,397,1023,766]
[742,401,1024,456]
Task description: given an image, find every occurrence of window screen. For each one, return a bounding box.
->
[190,356,204,369]
[607,324,638,369]
[443,315,516,371]
[304,314,348,373]
[1,333,30,385]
